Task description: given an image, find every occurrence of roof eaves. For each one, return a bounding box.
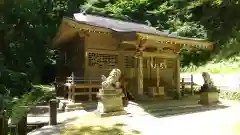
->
[63,16,213,46]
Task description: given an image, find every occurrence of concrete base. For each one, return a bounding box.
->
[199,92,219,105]
[97,101,124,113]
[94,110,128,118]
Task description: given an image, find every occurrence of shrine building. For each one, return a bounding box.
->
[52,13,214,103]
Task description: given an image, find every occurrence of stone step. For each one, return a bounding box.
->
[65,102,97,112]
[145,104,226,117]
[129,101,199,111]
[65,103,85,109]
[65,106,84,112]
[146,104,202,113]
[58,98,97,112]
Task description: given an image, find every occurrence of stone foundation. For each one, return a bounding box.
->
[94,110,127,118]
[96,88,125,113]
[199,92,219,105]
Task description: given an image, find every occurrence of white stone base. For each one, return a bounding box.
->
[97,89,124,113]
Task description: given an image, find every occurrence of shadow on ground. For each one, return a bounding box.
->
[148,104,228,118]
[27,117,79,135]
[60,123,141,135]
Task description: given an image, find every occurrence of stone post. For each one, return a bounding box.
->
[49,99,58,125]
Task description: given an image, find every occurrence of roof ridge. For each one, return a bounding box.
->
[74,13,158,30]
[71,13,210,42]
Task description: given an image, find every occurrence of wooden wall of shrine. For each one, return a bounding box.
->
[83,32,177,95]
[55,31,177,98]
[56,34,85,82]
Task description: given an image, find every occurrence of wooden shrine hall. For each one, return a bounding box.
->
[52,13,214,103]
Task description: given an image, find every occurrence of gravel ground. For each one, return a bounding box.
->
[28,100,240,135]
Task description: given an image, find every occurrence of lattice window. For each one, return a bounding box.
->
[88,53,118,68]
[124,56,135,68]
[150,57,167,68]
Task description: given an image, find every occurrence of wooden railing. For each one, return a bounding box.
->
[58,74,102,102]
[66,76,101,85]
[0,99,58,135]
[181,74,194,95]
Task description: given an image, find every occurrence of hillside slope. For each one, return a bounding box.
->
[182,55,240,74]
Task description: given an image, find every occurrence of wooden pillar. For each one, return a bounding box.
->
[17,112,27,135]
[156,66,160,87]
[176,55,181,99]
[89,81,92,101]
[84,51,89,78]
[49,99,58,126]
[71,72,74,84]
[0,112,4,135]
[0,110,8,135]
[137,54,144,96]
[181,78,185,90]
[118,51,124,72]
[71,87,75,102]
[191,74,194,95]
[147,57,151,79]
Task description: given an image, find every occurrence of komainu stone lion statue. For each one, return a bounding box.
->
[202,72,215,87]
[201,72,218,92]
[101,68,121,89]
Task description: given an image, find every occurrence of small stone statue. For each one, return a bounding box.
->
[200,72,218,92]
[101,68,121,89]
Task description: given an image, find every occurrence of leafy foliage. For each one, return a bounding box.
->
[220,91,240,101]
[1,85,55,123]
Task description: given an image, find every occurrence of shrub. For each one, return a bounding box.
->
[0,68,32,97]
[6,85,55,123]
[219,91,240,101]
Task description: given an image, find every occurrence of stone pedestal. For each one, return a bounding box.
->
[199,92,219,105]
[96,89,126,116]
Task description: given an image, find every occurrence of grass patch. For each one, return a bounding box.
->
[60,123,141,135]
[181,56,240,74]
[219,91,240,101]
